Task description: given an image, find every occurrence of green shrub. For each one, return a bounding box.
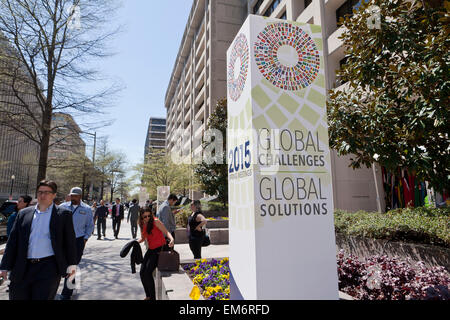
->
[334,207,450,248]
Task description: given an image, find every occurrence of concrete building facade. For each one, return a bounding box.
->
[165,0,385,212]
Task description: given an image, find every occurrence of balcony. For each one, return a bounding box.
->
[195,49,206,66]
[195,68,205,90]
[195,86,205,108]
[328,26,345,56]
[184,110,191,125]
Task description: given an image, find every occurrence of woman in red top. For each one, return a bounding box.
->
[138,207,174,300]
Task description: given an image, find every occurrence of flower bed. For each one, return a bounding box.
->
[183,253,449,300]
[183,258,230,300]
[338,250,450,300]
[206,217,229,221]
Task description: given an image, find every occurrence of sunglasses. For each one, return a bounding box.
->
[142,215,150,219]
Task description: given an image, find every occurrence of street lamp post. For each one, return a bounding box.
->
[82,131,97,201]
[9,175,15,200]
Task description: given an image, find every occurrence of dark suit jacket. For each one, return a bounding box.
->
[112,204,124,220]
[119,240,143,274]
[0,205,78,282]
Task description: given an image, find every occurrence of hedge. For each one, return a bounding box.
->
[334,207,450,248]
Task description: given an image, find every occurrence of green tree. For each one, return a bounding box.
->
[194,98,228,207]
[328,0,449,193]
[137,150,195,200]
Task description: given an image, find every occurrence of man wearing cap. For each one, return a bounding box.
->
[58,187,94,300]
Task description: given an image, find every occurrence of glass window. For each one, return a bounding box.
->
[262,0,281,17]
[280,10,287,20]
[305,0,312,8]
[336,0,363,25]
[253,0,264,14]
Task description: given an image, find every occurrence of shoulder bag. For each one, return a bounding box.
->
[157,248,180,272]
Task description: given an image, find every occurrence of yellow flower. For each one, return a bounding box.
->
[225,287,230,294]
[214,285,223,293]
[189,286,201,300]
[212,266,218,272]
[201,259,207,264]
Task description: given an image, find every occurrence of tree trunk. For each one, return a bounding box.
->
[100,180,104,199]
[36,111,52,187]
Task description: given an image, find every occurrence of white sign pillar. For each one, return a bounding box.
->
[227,15,338,300]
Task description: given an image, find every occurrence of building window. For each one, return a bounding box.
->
[304,0,312,8]
[280,10,287,20]
[253,0,264,14]
[262,0,281,17]
[336,0,363,25]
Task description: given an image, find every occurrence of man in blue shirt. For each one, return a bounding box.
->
[59,187,94,300]
[0,180,77,300]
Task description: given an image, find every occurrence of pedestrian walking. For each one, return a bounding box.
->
[112,198,124,239]
[6,195,32,238]
[127,199,140,239]
[94,200,109,239]
[0,180,77,300]
[188,200,207,259]
[156,194,180,248]
[91,201,98,235]
[59,187,95,300]
[138,207,174,300]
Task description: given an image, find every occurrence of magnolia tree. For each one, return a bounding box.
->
[327,0,449,193]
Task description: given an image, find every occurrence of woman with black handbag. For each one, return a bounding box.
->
[138,207,174,300]
[188,200,208,259]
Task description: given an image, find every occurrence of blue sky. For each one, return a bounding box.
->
[87,1,192,169]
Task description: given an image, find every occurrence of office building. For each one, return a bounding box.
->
[144,117,166,162]
[165,0,385,211]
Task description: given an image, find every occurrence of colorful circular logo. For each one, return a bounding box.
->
[254,23,320,91]
[228,33,249,102]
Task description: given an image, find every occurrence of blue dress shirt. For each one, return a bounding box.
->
[60,202,94,240]
[27,204,55,259]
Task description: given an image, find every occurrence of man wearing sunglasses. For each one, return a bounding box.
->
[0,180,77,300]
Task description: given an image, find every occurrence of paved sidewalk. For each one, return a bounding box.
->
[0,217,229,300]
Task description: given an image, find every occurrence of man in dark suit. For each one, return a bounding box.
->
[94,199,109,239]
[0,180,77,300]
[112,198,124,239]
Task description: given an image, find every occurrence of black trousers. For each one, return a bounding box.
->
[189,236,203,259]
[97,218,106,237]
[9,256,61,300]
[61,237,85,298]
[140,247,163,300]
[130,221,138,239]
[112,218,121,237]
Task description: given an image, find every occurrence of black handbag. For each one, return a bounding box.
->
[157,248,180,272]
[202,230,211,247]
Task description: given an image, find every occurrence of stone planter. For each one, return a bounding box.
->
[335,233,450,272]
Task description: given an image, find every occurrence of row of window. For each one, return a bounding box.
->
[253,0,362,24]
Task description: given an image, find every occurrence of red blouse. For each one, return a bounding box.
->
[141,219,166,249]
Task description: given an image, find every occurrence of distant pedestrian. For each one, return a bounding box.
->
[59,187,94,300]
[112,198,124,239]
[188,200,207,259]
[138,207,174,300]
[0,180,77,300]
[127,199,140,239]
[91,202,98,235]
[6,195,32,238]
[157,194,180,248]
[94,200,109,240]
